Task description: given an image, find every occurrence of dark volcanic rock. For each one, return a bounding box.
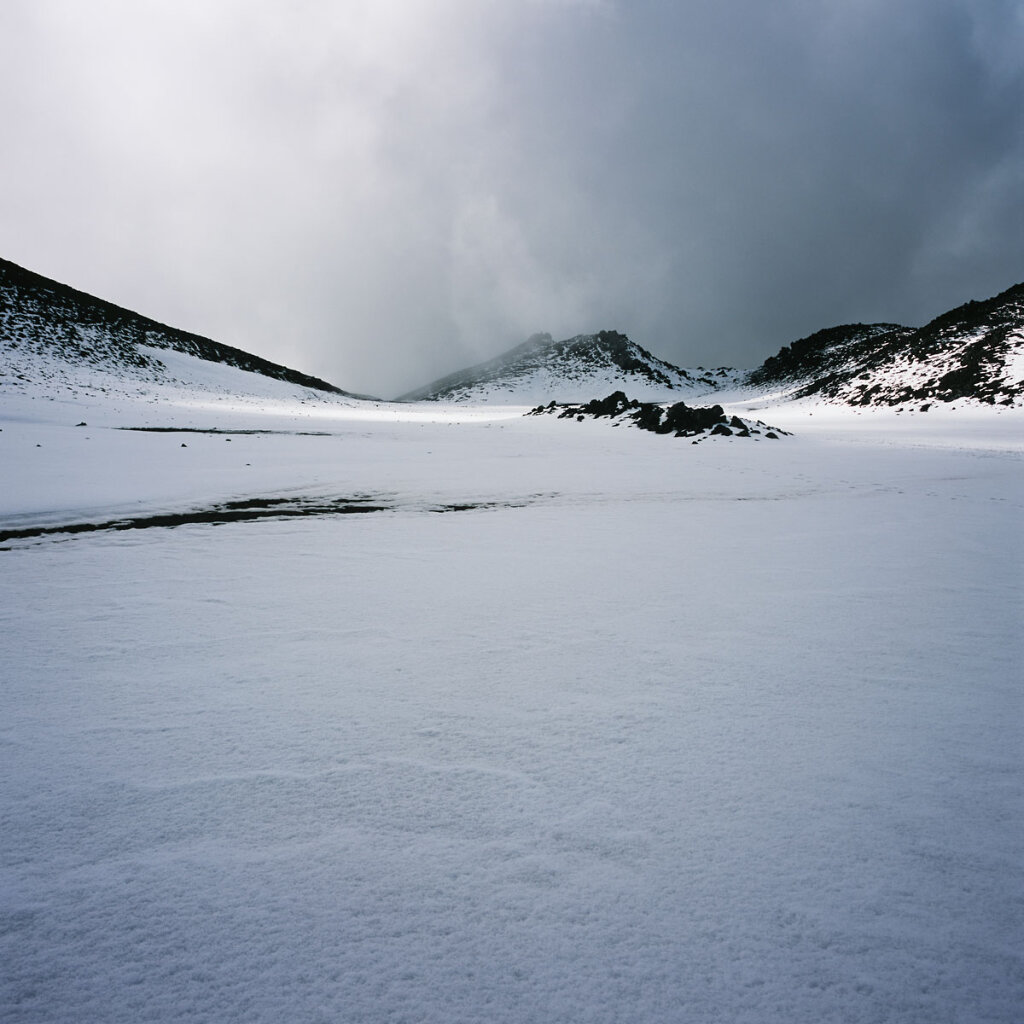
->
[632,403,664,432]
[529,393,784,441]
[582,391,635,417]
[662,402,726,435]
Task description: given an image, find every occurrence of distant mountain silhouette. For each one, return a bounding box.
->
[396,330,741,403]
[399,283,1023,408]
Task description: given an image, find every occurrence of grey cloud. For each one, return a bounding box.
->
[1,0,1021,396]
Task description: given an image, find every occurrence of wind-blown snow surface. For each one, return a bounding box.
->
[2,385,1022,1023]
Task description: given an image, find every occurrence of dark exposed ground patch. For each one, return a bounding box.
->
[118,427,334,436]
[0,495,522,548]
[430,501,521,513]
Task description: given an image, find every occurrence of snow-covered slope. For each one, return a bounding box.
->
[746,281,1024,407]
[2,335,374,421]
[3,257,1023,1022]
[0,256,374,402]
[397,330,742,404]
[2,369,1023,1024]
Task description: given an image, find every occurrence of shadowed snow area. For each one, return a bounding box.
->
[1,386,1023,1023]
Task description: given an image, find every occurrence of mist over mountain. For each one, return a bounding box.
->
[396,330,741,404]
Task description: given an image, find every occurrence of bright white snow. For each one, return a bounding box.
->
[1,366,1022,1023]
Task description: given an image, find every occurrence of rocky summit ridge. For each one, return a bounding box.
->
[747,281,1024,407]
[399,279,1024,408]
[396,330,742,404]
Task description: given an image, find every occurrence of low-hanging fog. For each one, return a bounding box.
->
[2,0,1021,396]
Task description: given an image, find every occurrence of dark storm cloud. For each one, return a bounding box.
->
[1,0,1021,395]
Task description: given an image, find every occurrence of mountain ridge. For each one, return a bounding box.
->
[2,254,1021,409]
[747,281,1024,406]
[0,257,372,399]
[396,330,741,404]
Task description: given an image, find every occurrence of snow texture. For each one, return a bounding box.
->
[2,357,1023,1023]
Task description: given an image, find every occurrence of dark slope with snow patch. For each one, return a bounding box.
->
[397,331,741,404]
[0,257,365,397]
[747,282,1024,407]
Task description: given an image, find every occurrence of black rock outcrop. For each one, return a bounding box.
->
[530,393,788,440]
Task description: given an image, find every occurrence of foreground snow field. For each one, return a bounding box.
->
[1,387,1022,1023]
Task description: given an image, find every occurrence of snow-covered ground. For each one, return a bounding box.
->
[2,377,1022,1023]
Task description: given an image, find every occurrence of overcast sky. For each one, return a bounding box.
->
[2,0,1022,396]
